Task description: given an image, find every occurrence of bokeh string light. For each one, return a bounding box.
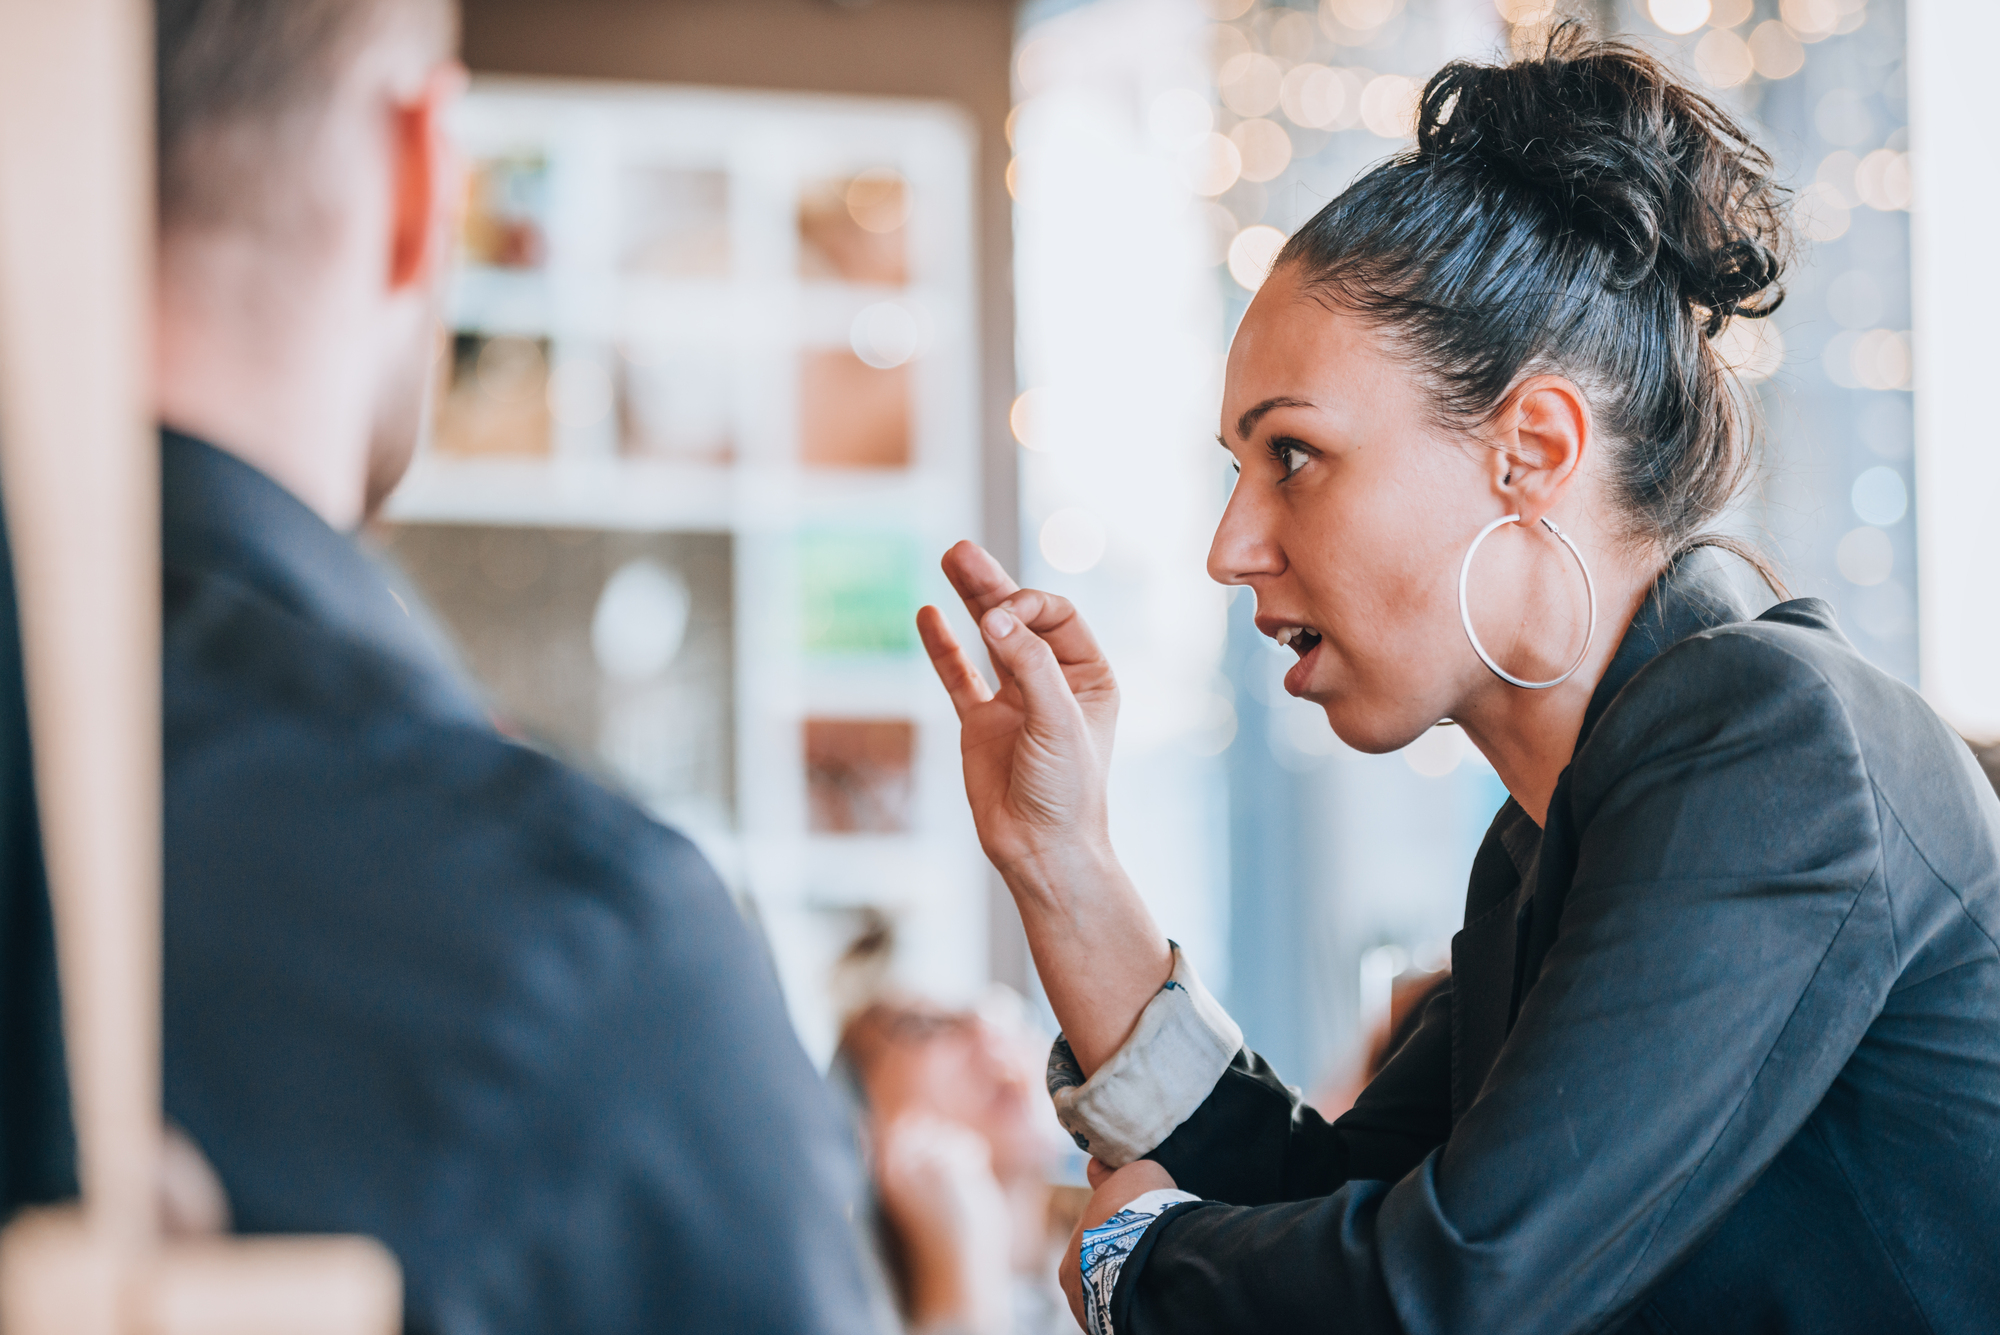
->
[1039,507,1108,574]
[1650,0,1713,36]
[1280,63,1348,128]
[1228,224,1288,292]
[1220,52,1285,116]
[1184,132,1244,196]
[1748,21,1806,78]
[1694,27,1754,87]
[1358,74,1421,138]
[1231,118,1295,182]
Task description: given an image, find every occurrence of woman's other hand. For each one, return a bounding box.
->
[1060,1159,1178,1330]
[876,1113,1013,1335]
[917,540,1119,873]
[917,541,1171,1075]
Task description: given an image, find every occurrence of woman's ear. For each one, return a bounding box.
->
[1489,376,1590,525]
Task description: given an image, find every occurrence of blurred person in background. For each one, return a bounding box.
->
[152,2,875,1330]
[922,29,2000,1335]
[836,983,1080,1335]
[1969,739,2000,799]
[1310,966,1449,1123]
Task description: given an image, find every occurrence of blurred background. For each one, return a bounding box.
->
[381,0,1929,1097]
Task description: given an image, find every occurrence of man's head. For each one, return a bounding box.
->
[155,0,463,528]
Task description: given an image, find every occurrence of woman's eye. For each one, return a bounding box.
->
[1280,445,1309,477]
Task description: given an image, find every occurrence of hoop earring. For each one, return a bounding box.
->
[1457,514,1597,690]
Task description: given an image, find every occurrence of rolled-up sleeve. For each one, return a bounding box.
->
[1051,946,1456,1207]
[1113,627,1893,1334]
[1047,943,1244,1167]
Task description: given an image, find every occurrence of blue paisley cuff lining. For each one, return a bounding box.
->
[1079,1188,1202,1335]
[1045,943,1244,1167]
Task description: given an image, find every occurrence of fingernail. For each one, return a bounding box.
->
[984,607,1017,638]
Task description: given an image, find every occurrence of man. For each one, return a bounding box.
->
[154,3,877,1330]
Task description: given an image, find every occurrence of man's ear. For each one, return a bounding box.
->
[1487,375,1590,525]
[387,61,469,294]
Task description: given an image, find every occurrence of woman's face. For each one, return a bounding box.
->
[861,1007,1058,1181]
[1209,265,1521,752]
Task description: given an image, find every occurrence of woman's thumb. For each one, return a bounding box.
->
[982,605,1081,724]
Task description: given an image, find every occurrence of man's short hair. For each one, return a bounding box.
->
[156,0,455,233]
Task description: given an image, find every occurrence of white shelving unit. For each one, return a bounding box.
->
[385,77,987,1063]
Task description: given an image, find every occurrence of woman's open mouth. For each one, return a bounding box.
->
[1274,624,1323,696]
[1273,624,1322,656]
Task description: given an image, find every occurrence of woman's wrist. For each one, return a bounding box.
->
[994,834,1122,912]
[988,834,1176,1075]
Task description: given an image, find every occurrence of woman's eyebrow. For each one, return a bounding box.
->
[1235,396,1317,440]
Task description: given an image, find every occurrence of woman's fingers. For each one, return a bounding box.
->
[917,605,993,719]
[940,540,1021,621]
[993,588,1106,672]
[940,542,1022,690]
[941,542,1113,696]
[980,604,1084,725]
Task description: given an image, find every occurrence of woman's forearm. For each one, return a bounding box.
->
[999,844,1172,1076]
[915,548,1174,1076]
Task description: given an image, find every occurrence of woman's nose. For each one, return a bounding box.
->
[1207,484,1285,586]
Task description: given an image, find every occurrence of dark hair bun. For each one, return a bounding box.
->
[1415,24,1790,334]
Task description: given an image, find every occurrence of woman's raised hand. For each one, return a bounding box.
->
[916,541,1118,876]
[918,542,1170,1076]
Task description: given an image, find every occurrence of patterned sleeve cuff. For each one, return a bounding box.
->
[1078,1188,1201,1335]
[1044,943,1244,1167]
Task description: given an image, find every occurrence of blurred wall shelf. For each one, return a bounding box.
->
[381,77,986,1063]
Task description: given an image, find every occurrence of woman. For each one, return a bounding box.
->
[917,32,2000,1335]
[837,991,1082,1335]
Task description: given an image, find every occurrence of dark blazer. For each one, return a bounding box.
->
[1117,555,2000,1333]
[160,432,876,1335]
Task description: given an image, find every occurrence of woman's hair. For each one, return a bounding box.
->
[1276,25,1791,573]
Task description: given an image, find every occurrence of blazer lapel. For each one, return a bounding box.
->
[1450,801,1542,1120]
[1519,769,1579,1005]
[1451,888,1521,1120]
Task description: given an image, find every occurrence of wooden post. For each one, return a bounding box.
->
[0,0,163,1274]
[0,1,400,1326]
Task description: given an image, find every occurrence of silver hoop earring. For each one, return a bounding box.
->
[1457,513,1597,690]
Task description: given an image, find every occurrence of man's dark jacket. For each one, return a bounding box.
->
[161,431,876,1334]
[0,502,76,1217]
[1119,556,2000,1333]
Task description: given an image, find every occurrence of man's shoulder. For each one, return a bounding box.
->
[158,554,857,1335]
[163,556,724,932]
[166,540,479,727]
